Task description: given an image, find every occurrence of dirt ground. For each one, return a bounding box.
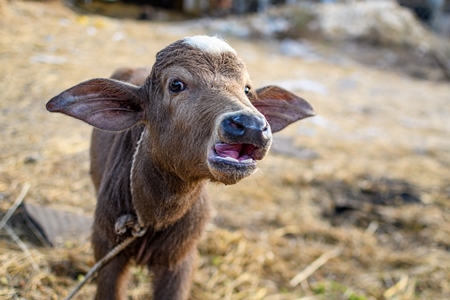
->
[1,1,449,299]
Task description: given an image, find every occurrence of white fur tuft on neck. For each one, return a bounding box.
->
[183,35,236,55]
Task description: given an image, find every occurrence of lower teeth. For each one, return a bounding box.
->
[219,157,254,164]
[241,159,253,164]
[222,156,239,163]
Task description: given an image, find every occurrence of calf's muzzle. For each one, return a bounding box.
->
[220,114,271,149]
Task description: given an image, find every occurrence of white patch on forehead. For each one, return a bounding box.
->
[183,35,237,55]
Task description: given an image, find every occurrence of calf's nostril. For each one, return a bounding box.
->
[229,119,245,131]
[262,124,271,139]
[221,116,246,139]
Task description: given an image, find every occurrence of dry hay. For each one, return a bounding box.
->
[1,1,450,299]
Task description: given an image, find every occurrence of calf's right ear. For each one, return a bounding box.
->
[46,78,144,131]
[252,85,316,133]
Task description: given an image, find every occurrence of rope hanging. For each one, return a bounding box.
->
[64,227,147,300]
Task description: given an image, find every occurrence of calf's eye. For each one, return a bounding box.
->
[169,79,186,93]
[244,86,251,95]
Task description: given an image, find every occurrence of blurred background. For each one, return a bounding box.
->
[0,0,449,299]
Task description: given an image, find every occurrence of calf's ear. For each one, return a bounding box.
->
[46,78,144,131]
[252,85,316,133]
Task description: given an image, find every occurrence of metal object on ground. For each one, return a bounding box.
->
[22,203,93,246]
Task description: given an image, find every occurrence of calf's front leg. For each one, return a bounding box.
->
[92,234,131,300]
[151,248,196,300]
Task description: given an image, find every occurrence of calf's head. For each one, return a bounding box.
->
[46,36,315,185]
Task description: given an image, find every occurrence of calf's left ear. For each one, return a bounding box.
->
[46,78,144,131]
[252,85,316,133]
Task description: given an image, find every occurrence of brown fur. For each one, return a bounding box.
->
[46,37,315,300]
[90,67,210,299]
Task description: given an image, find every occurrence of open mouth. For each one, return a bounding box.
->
[213,143,259,163]
[207,142,261,184]
[209,142,264,166]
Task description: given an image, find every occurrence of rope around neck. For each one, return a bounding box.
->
[64,227,147,300]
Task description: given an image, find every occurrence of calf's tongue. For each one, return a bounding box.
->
[215,143,242,159]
